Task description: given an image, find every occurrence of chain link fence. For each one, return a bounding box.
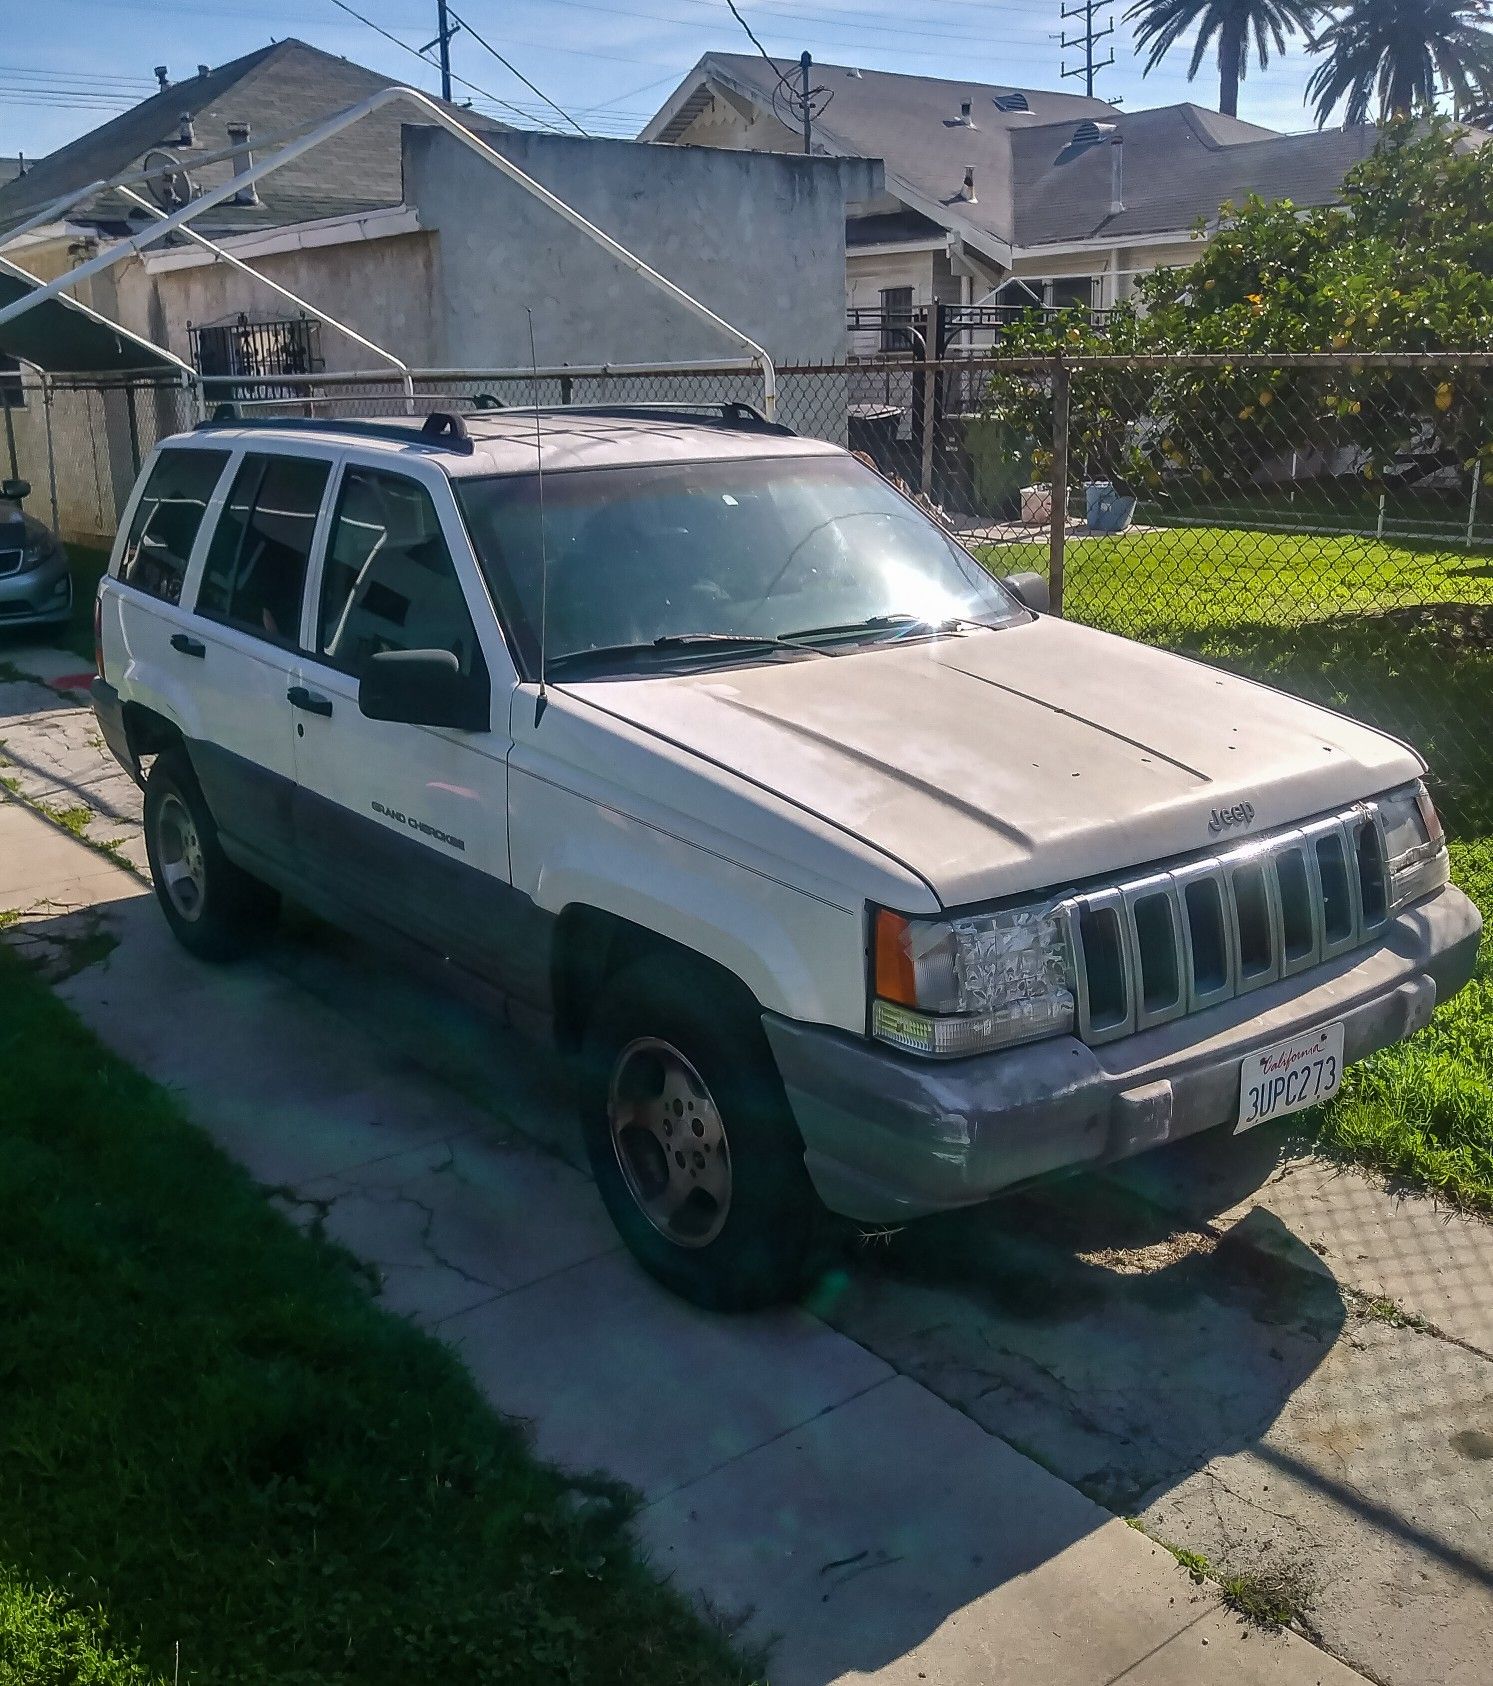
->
[8,351,1489,827]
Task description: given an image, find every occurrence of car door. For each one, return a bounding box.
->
[186,448,334,880]
[289,457,523,985]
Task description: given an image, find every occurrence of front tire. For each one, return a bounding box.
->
[143,749,278,961]
[580,958,822,1310]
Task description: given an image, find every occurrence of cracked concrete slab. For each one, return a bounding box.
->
[441,1248,894,1503]
[0,692,147,872]
[296,1135,619,1324]
[638,1376,1367,1686]
[1143,1312,1493,1686]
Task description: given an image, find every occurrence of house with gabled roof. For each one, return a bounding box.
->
[643,54,1441,343]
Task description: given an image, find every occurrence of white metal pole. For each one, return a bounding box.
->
[116,186,413,395]
[1469,459,1482,548]
[0,86,779,416]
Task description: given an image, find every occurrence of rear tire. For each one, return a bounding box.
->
[580,957,822,1310]
[143,748,278,962]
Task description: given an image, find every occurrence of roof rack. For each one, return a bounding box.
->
[462,401,796,437]
[193,409,475,455]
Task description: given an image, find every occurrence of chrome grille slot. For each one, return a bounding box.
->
[1230,857,1280,992]
[0,549,24,579]
[1355,813,1389,933]
[1274,840,1318,974]
[1074,891,1132,1041]
[1070,801,1392,1045]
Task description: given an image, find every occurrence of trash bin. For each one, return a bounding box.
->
[1085,481,1137,533]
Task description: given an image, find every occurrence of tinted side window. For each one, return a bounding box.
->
[316,467,481,676]
[197,453,330,647]
[117,448,229,604]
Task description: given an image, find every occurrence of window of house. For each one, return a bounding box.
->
[315,466,481,678]
[117,447,230,605]
[197,453,330,646]
[879,286,915,352]
[1050,277,1096,310]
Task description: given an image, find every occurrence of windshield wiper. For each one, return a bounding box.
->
[781,612,977,645]
[547,631,808,676]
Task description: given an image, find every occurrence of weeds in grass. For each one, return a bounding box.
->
[1217,1561,1315,1630]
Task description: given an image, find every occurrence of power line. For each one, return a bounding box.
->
[447,7,589,135]
[325,0,569,130]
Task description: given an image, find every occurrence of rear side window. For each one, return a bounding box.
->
[197,453,330,647]
[117,448,229,604]
[315,466,481,677]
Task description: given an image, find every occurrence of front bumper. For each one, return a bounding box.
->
[0,551,72,627]
[765,883,1482,1223]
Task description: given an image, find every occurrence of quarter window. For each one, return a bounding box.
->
[316,467,480,677]
[117,447,229,604]
[197,453,330,646]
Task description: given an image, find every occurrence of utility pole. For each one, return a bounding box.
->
[800,51,813,154]
[424,0,459,103]
[1060,0,1115,99]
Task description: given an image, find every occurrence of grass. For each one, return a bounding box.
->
[1127,1527,1313,1632]
[0,944,753,1686]
[979,523,1493,1209]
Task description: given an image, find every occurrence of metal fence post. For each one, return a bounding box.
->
[41,373,60,532]
[1048,356,1070,617]
[1469,459,1483,548]
[919,301,942,497]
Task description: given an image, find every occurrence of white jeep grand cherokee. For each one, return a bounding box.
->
[92,405,1481,1308]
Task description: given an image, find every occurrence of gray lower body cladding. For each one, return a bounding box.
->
[765,883,1483,1225]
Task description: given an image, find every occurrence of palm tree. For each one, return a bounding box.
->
[1307,0,1493,125]
[1124,0,1321,118]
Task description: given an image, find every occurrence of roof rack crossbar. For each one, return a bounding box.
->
[461,400,796,435]
[192,410,475,454]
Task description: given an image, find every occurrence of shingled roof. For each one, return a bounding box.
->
[0,38,508,239]
[645,54,1488,259]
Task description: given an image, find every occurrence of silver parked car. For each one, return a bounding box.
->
[0,478,71,629]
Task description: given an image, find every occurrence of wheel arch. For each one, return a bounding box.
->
[550,904,768,1056]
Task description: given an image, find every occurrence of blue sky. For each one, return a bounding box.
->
[3,0,1331,162]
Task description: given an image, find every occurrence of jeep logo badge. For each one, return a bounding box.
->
[1208,800,1256,836]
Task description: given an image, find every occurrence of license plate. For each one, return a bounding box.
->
[1237,1021,1345,1133]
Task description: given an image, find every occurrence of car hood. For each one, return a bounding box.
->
[562,617,1422,906]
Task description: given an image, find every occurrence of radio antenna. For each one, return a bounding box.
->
[526,307,550,725]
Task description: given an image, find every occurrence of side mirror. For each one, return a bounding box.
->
[1,478,30,503]
[358,648,490,731]
[1003,570,1049,615]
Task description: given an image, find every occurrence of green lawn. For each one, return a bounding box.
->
[980,522,1493,1209]
[0,946,752,1686]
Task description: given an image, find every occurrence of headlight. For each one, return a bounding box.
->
[1378,781,1449,911]
[871,901,1075,1058]
[22,539,55,569]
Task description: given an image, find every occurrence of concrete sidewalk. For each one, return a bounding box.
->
[0,790,1365,1684]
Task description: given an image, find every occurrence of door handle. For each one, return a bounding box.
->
[286,685,333,718]
[170,633,205,658]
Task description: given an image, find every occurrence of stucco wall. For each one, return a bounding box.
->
[404,127,874,370]
[118,229,440,375]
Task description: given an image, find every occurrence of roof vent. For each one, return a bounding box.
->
[177,111,195,147]
[226,121,259,206]
[847,66,863,78]
[945,98,976,129]
[961,165,977,203]
[197,63,210,78]
[1070,118,1116,150]
[154,65,169,92]
[993,92,1030,113]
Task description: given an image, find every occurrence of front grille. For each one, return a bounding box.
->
[1067,803,1390,1045]
[0,548,24,578]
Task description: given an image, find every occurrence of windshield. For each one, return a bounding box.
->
[454,453,1025,676]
